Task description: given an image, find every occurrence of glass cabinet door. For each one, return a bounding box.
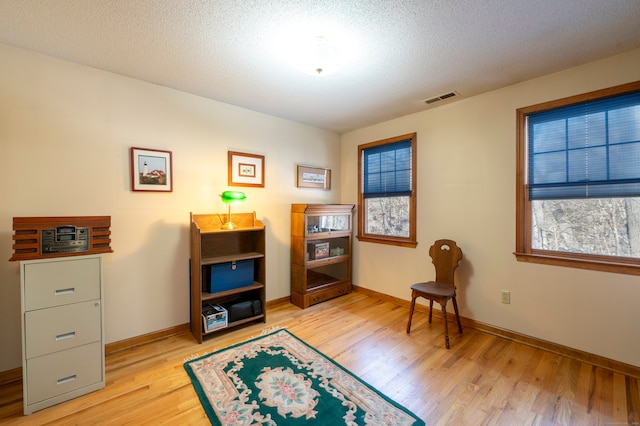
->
[305,236,350,262]
[306,214,351,235]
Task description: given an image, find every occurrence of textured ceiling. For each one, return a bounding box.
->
[1,0,640,133]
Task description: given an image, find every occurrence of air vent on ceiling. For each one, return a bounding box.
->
[423,91,459,104]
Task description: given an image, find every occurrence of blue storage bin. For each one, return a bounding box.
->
[209,259,254,293]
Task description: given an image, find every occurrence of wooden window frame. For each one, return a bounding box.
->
[357,133,417,248]
[515,81,640,275]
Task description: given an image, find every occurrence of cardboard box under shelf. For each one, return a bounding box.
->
[209,259,254,293]
[202,304,228,333]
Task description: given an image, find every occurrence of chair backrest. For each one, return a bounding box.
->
[429,239,463,285]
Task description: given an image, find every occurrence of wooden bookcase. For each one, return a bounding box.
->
[290,204,354,308]
[189,212,266,343]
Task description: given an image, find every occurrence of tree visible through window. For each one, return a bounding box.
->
[531,198,640,257]
[358,133,417,248]
[516,81,640,274]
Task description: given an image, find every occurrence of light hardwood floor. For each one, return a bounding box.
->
[1,291,639,425]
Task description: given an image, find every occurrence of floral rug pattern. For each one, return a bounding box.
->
[184,329,424,425]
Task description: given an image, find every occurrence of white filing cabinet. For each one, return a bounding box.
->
[20,254,105,415]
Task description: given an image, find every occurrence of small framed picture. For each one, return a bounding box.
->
[130,147,173,192]
[228,151,265,187]
[297,165,331,189]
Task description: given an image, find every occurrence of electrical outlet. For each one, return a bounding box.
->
[501,290,511,304]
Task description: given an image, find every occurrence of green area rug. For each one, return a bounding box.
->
[184,328,425,425]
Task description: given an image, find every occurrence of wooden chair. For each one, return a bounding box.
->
[406,239,463,349]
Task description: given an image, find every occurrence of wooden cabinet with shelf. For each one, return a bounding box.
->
[190,212,266,343]
[291,204,354,308]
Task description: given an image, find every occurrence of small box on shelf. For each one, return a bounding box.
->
[202,304,228,333]
[209,259,254,293]
[307,241,329,260]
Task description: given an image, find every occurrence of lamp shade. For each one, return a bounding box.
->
[220,191,246,204]
[219,191,246,230]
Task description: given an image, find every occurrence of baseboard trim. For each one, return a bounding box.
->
[4,290,637,380]
[104,296,289,355]
[105,323,190,355]
[0,366,21,386]
[0,322,215,383]
[352,285,640,378]
[1,325,193,383]
[266,296,290,307]
[105,299,288,355]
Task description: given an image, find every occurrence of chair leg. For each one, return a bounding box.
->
[452,296,462,334]
[428,300,434,323]
[441,301,450,349]
[406,291,417,333]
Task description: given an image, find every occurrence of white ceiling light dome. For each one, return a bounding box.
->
[292,34,345,76]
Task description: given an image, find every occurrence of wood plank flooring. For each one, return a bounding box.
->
[1,291,639,425]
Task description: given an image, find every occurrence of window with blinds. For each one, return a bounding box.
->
[528,91,640,200]
[358,133,417,248]
[516,81,640,273]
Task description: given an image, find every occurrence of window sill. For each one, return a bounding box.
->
[357,235,417,248]
[514,251,640,276]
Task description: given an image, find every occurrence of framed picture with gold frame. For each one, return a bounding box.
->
[228,151,265,187]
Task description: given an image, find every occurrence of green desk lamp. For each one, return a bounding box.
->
[220,190,247,230]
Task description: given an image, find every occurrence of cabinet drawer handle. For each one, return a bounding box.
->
[54,288,75,296]
[55,331,76,341]
[57,375,77,385]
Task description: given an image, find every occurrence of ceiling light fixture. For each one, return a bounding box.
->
[294,35,343,77]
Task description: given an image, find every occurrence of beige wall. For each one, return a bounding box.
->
[2,42,639,373]
[0,44,341,371]
[341,48,640,368]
